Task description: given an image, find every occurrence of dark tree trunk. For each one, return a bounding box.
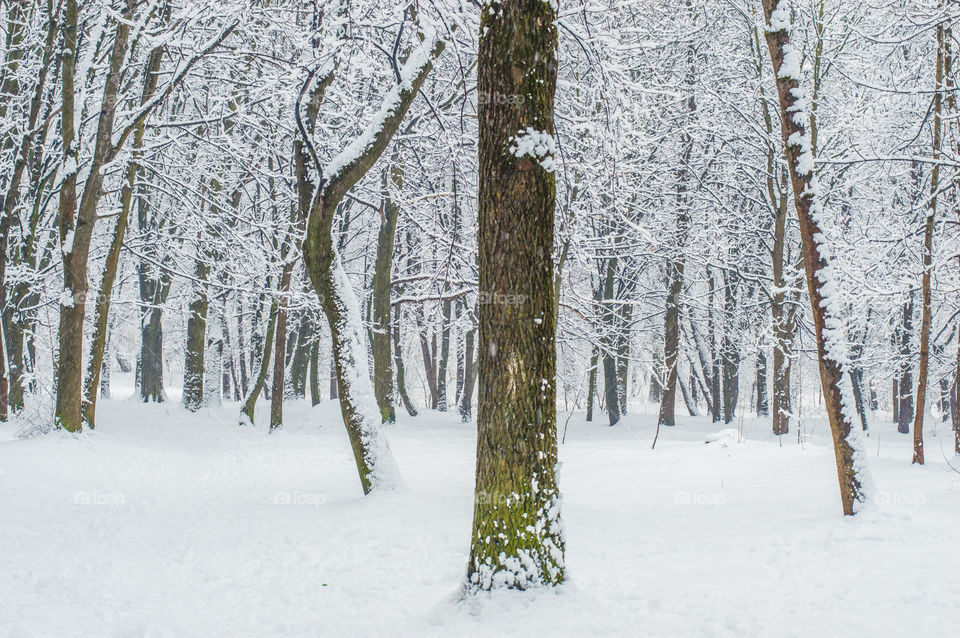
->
[139,305,165,403]
[458,323,476,423]
[585,346,598,422]
[892,378,900,424]
[897,294,914,434]
[601,258,621,426]
[270,261,294,430]
[288,314,311,399]
[756,351,769,416]
[708,270,721,423]
[371,164,401,423]
[240,298,278,425]
[437,296,453,412]
[182,263,209,412]
[418,307,439,410]
[467,0,564,591]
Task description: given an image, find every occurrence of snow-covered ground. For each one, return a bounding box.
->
[2,387,959,637]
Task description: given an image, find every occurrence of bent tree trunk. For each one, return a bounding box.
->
[466,0,564,592]
[240,296,278,425]
[298,27,443,493]
[763,0,868,515]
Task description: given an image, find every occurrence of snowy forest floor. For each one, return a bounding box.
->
[2,386,959,637]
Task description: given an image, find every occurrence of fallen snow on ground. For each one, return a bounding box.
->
[2,391,959,637]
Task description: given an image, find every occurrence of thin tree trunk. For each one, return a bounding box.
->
[762,0,868,515]
[601,258,621,426]
[270,260,295,430]
[392,306,418,417]
[309,340,321,406]
[586,345,598,422]
[203,292,224,407]
[756,352,769,416]
[458,323,476,423]
[913,21,944,465]
[372,164,401,423]
[240,298,278,425]
[437,295,453,412]
[289,314,311,399]
[898,294,915,434]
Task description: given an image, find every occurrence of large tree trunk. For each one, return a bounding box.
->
[772,341,792,435]
[54,0,135,431]
[762,0,869,515]
[139,304,166,403]
[466,0,564,591]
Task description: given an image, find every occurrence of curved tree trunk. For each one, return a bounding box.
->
[298,24,443,493]
[240,298,278,425]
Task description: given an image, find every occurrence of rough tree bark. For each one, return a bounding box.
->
[55,0,136,430]
[466,0,564,591]
[762,0,869,515]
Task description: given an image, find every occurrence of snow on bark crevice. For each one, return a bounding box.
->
[769,1,873,511]
[329,249,402,491]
